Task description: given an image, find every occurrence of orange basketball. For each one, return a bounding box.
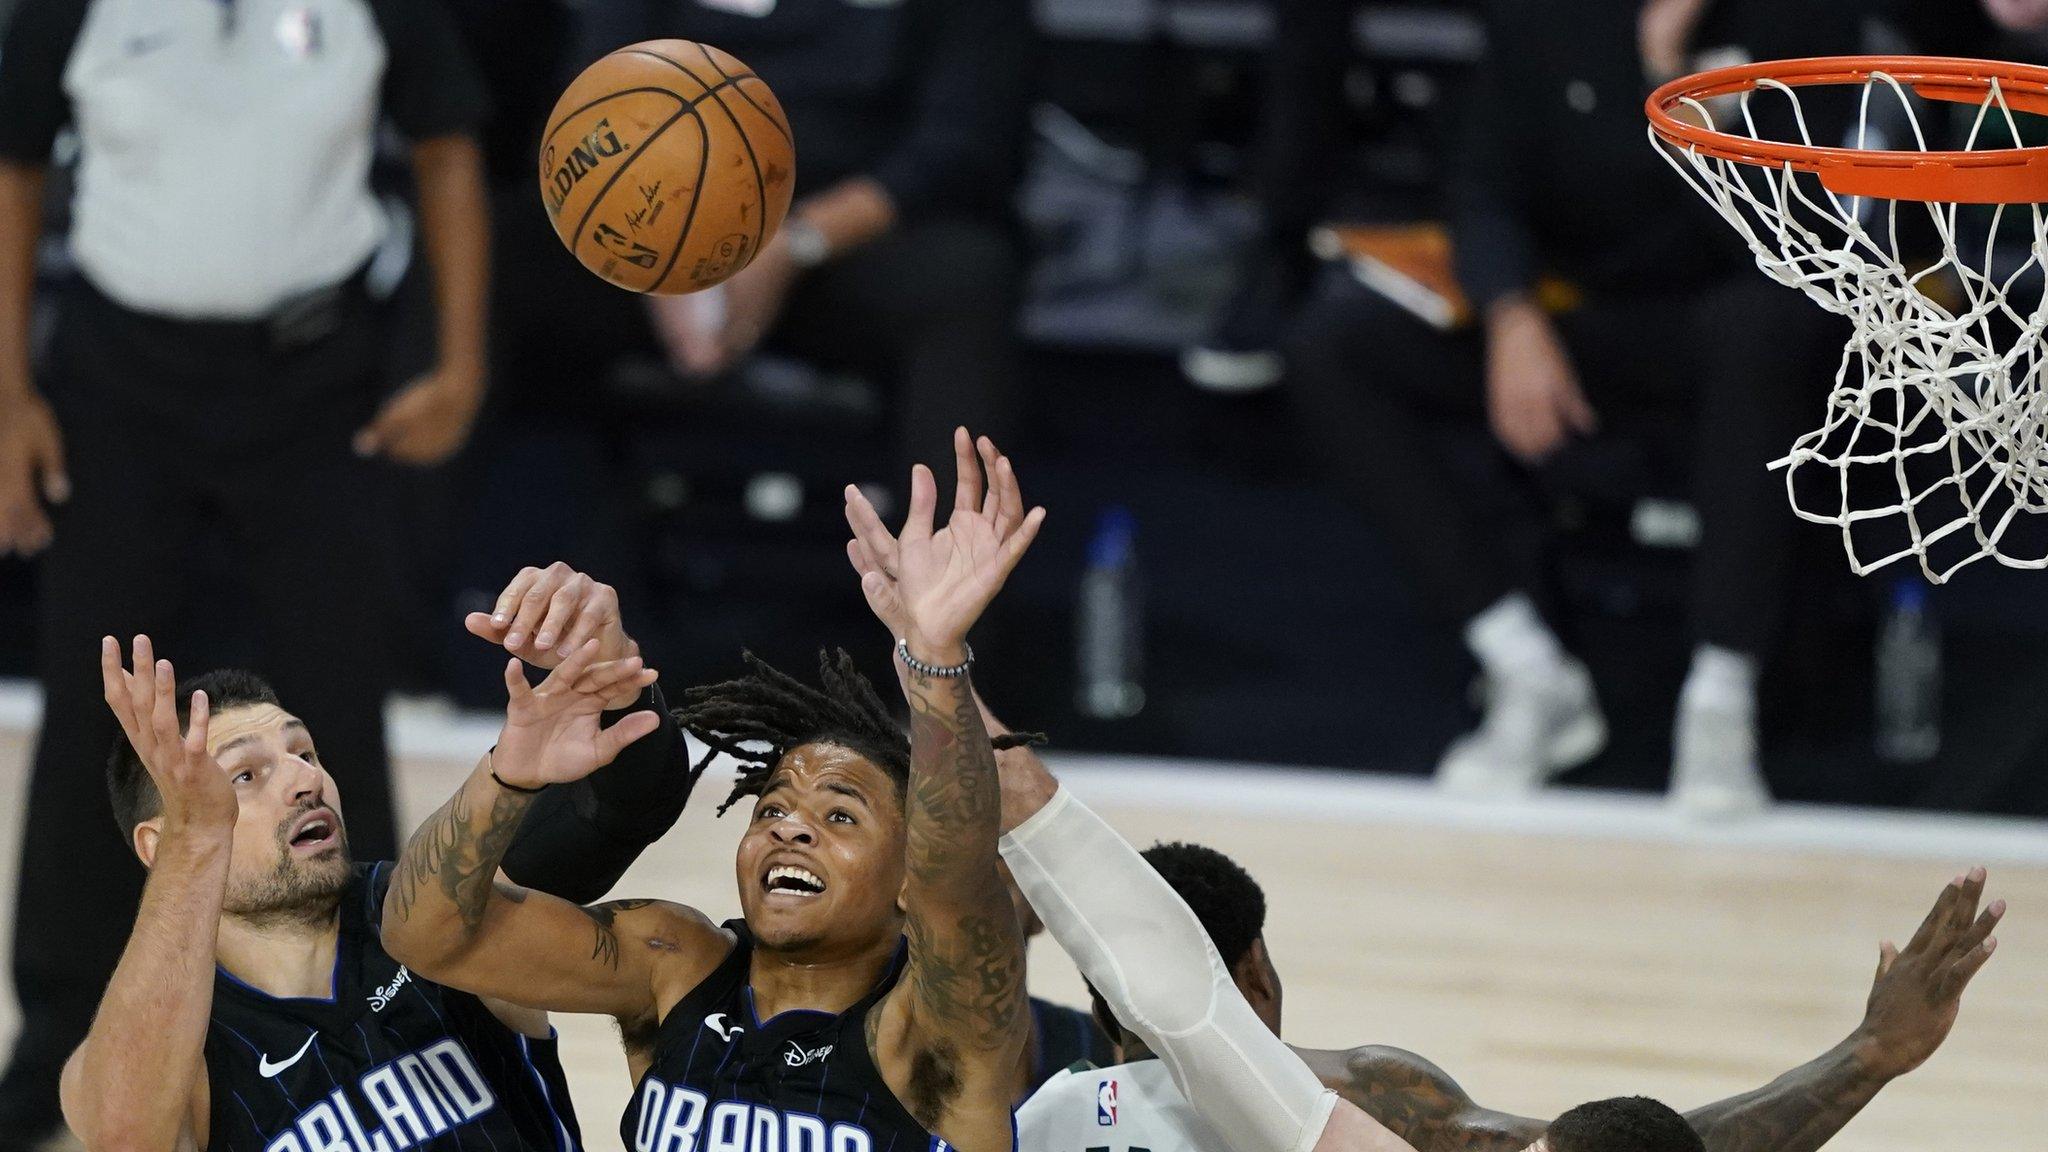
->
[539,40,795,295]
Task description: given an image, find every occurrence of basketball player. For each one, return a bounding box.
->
[59,565,696,1152]
[835,443,2003,1152]
[378,430,1046,1152]
[1016,838,2002,1152]
[991,746,2003,1152]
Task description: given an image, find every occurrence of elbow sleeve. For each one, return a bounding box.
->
[1000,789,1337,1152]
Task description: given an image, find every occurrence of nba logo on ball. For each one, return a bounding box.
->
[1096,1079,1117,1126]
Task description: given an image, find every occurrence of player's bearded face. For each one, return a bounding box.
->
[205,705,355,926]
[735,744,908,955]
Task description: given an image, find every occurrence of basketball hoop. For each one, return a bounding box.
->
[1647,56,2048,581]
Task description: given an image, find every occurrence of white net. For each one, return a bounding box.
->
[1653,70,2048,582]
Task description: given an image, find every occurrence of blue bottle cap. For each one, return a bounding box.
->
[1089,506,1136,567]
[1892,578,1929,611]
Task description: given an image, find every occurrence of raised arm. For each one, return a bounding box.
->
[60,638,234,1152]
[470,563,706,903]
[1297,870,2002,1152]
[1681,869,2001,1152]
[849,430,1045,1143]
[380,645,726,1023]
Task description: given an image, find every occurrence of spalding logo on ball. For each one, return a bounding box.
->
[540,40,795,295]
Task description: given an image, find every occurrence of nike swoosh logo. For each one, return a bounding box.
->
[258,1033,317,1077]
[703,1013,741,1040]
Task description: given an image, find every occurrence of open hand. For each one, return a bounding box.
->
[1853,867,2003,1079]
[99,635,237,834]
[491,640,662,790]
[466,563,642,707]
[843,427,1043,661]
[845,429,1032,640]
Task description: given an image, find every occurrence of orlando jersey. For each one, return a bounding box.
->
[202,863,581,1152]
[1017,1059,1219,1152]
[624,921,939,1152]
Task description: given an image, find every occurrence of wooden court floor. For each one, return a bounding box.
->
[0,721,2042,1151]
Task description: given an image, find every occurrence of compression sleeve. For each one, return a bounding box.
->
[499,682,701,903]
[999,788,1340,1152]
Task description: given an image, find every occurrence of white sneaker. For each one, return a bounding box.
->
[1669,692,1770,820]
[1436,659,1607,797]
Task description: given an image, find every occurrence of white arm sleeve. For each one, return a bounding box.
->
[998,787,1341,1152]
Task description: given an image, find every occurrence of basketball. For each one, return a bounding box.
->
[539,40,795,295]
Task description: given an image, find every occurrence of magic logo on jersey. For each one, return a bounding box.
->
[634,1079,877,1152]
[262,1038,497,1152]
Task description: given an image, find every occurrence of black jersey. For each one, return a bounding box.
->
[623,921,944,1152]
[202,863,582,1152]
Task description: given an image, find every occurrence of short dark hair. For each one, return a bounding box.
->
[1140,841,1267,970]
[675,649,1039,816]
[107,669,281,834]
[1546,1097,1704,1152]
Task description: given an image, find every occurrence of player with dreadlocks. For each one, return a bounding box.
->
[680,647,1042,820]
[677,641,1113,1109]
[380,428,1046,1152]
[838,484,2001,1152]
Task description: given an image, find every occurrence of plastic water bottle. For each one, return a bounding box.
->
[1076,506,1145,719]
[1875,578,1941,763]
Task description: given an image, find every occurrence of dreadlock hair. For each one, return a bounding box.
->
[675,649,1043,816]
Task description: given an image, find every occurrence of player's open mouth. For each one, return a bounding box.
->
[287,810,339,854]
[763,865,826,898]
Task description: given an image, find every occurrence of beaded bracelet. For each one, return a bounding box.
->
[896,638,974,679]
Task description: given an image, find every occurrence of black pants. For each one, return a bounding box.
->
[4,275,400,1122]
[1285,272,1844,656]
[491,180,1025,472]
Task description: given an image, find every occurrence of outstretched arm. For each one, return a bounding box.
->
[1295,1046,1542,1152]
[1296,870,2003,1152]
[851,430,1045,1143]
[1681,869,2001,1152]
[60,638,233,1152]
[381,645,725,1022]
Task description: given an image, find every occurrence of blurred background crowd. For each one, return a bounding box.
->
[2,0,2048,1137]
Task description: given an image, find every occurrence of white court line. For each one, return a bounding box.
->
[5,679,2045,866]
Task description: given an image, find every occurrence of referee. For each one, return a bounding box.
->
[0,0,491,1144]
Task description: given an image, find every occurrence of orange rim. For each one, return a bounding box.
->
[1646,55,2048,204]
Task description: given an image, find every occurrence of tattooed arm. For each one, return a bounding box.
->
[1297,871,2005,1152]
[853,431,1046,1149]
[1678,1040,1886,1152]
[1297,1047,1543,1152]
[1682,869,2001,1152]
[379,643,730,1023]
